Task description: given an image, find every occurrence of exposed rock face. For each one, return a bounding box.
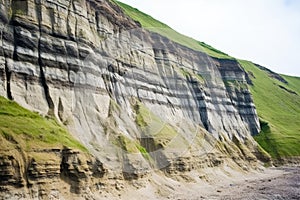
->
[0,147,106,199]
[0,0,265,198]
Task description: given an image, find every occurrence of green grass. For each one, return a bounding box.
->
[117,135,139,153]
[133,101,177,140]
[239,60,300,159]
[117,135,151,160]
[0,96,87,152]
[282,75,300,94]
[178,68,206,84]
[224,80,248,90]
[114,0,232,59]
[136,143,151,160]
[133,103,148,127]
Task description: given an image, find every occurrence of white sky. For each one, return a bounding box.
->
[118,0,300,76]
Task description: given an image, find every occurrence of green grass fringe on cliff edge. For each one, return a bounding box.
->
[0,96,87,152]
[239,60,300,159]
[114,0,232,59]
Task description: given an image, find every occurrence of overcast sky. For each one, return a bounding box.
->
[118,0,300,76]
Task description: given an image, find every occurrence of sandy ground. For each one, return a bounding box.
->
[101,166,300,200]
[201,167,300,200]
[211,167,300,200]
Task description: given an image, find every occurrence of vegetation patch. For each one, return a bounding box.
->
[117,135,139,153]
[0,96,87,152]
[136,143,151,160]
[180,68,190,78]
[133,101,161,129]
[239,60,300,159]
[195,73,205,83]
[224,80,248,90]
[117,135,151,160]
[133,103,148,127]
[178,68,206,85]
[132,101,181,149]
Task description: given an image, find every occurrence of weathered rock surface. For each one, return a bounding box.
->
[0,147,106,199]
[0,0,268,198]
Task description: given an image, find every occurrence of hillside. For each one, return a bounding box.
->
[115,0,300,161]
[240,61,300,160]
[0,96,86,152]
[114,0,232,59]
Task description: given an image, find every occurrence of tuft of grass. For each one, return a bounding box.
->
[136,143,151,160]
[239,60,300,159]
[117,135,151,160]
[0,96,87,152]
[180,68,190,78]
[224,80,248,90]
[133,102,167,134]
[133,101,180,148]
[195,73,205,83]
[178,68,206,84]
[117,135,139,153]
[133,103,147,127]
[114,0,232,59]
[13,9,25,16]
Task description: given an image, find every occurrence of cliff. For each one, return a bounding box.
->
[0,0,269,199]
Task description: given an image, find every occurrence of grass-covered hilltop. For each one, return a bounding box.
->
[241,61,300,160]
[114,0,300,162]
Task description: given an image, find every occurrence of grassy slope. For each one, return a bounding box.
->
[239,60,300,158]
[0,96,87,152]
[114,0,232,59]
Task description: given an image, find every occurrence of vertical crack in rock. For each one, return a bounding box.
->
[36,0,54,115]
[66,0,74,41]
[4,58,11,99]
[58,97,64,122]
[190,78,210,131]
[72,0,79,41]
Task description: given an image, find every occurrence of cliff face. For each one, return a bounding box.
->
[0,0,265,198]
[0,148,106,199]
